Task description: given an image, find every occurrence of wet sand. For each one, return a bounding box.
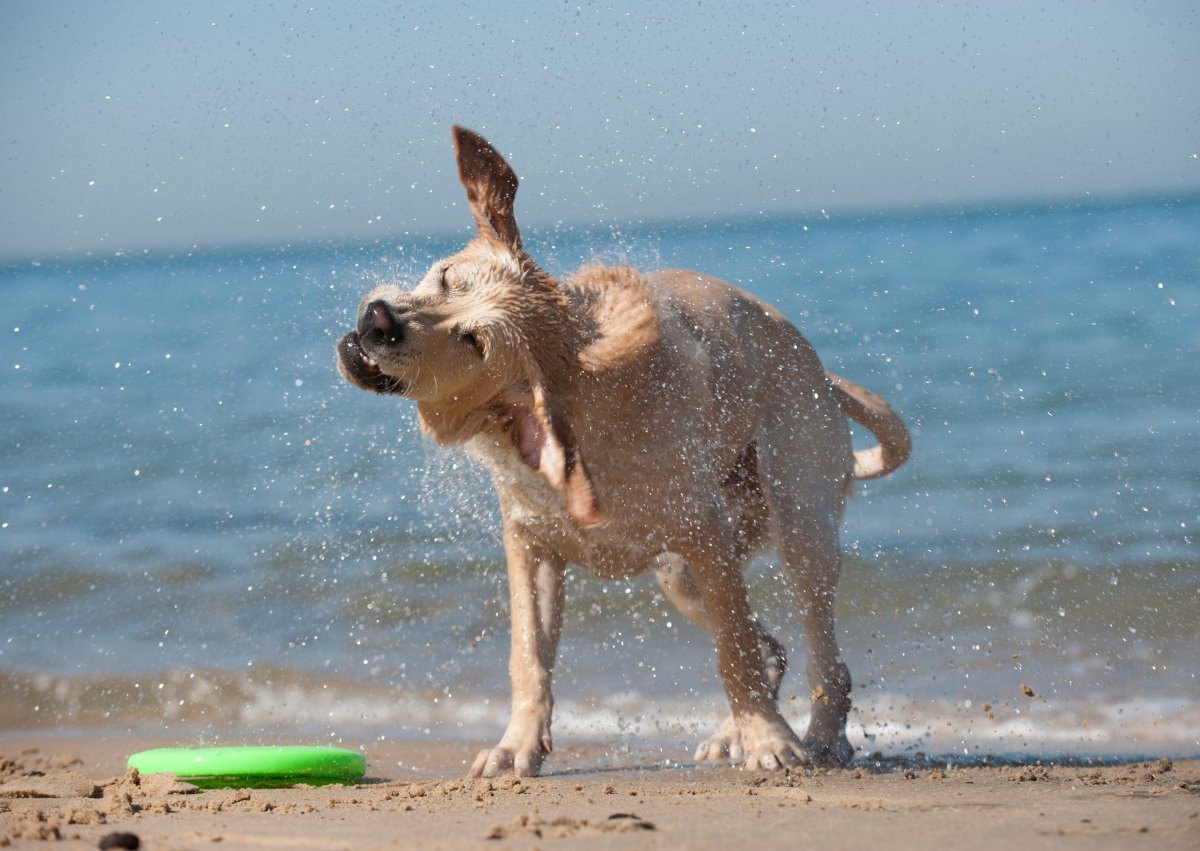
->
[1,732,1197,850]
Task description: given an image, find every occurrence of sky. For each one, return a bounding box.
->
[1,1,1197,261]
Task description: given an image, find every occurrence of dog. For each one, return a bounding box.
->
[337,126,911,777]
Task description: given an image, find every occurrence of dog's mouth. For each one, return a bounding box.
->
[337,330,408,395]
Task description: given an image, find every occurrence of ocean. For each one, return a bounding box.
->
[2,195,1197,764]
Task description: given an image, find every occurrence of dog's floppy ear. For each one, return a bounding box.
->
[452,125,600,525]
[452,125,522,250]
[514,355,606,528]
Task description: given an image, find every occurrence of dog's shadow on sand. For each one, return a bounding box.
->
[355,752,1186,786]
[534,751,1181,781]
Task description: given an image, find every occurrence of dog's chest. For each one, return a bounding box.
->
[465,435,653,575]
[467,434,565,519]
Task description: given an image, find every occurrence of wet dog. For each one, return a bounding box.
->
[337,126,910,777]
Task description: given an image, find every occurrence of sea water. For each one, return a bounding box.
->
[1,195,1197,760]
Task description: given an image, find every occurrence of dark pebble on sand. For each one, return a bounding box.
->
[98,831,140,850]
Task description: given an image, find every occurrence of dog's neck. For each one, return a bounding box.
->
[416,381,535,446]
[417,381,567,488]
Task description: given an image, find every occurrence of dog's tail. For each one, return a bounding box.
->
[826,372,912,480]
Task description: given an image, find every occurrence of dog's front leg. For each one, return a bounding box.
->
[469,523,565,778]
[680,526,807,771]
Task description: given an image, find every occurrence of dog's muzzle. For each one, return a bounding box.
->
[337,303,407,395]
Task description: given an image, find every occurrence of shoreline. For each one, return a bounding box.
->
[2,732,1198,849]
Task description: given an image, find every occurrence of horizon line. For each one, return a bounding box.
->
[3,186,1197,271]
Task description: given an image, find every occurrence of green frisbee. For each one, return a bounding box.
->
[127,746,366,788]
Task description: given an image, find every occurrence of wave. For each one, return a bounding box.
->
[3,666,1195,760]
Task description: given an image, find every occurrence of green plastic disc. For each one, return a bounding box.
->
[127,746,366,788]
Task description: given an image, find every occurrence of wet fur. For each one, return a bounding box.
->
[336,126,911,777]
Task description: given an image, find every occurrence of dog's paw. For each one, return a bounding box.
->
[734,713,809,771]
[469,744,546,778]
[801,730,855,767]
[694,714,740,762]
[468,722,552,779]
[695,713,809,770]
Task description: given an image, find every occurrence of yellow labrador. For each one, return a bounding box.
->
[337,127,911,777]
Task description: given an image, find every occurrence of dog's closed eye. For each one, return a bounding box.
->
[457,328,484,357]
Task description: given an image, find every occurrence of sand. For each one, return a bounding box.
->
[1,733,1197,850]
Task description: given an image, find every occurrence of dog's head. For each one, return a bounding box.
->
[336,126,605,527]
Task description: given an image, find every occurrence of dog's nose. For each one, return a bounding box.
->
[359,300,400,339]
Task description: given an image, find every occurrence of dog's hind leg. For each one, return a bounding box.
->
[782,514,854,766]
[757,428,856,766]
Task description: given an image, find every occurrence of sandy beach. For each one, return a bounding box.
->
[2,732,1197,850]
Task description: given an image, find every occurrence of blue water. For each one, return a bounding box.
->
[1,195,1197,756]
